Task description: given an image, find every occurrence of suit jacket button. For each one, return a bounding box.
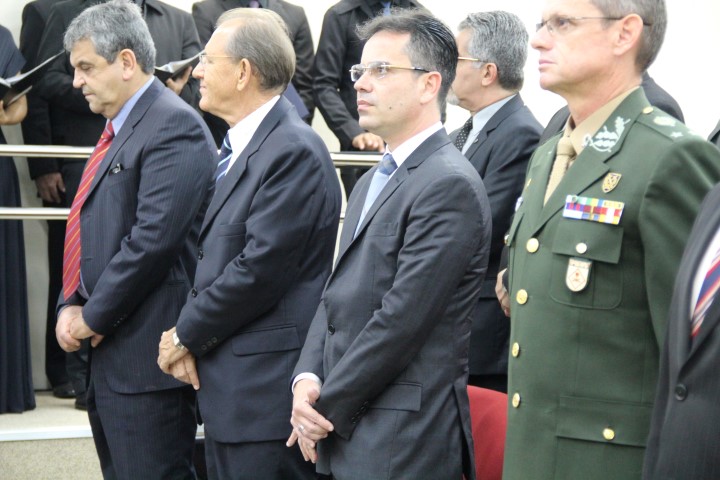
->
[198,250,204,260]
[201,345,207,351]
[191,288,198,297]
[674,383,688,400]
[328,324,336,335]
[211,337,218,344]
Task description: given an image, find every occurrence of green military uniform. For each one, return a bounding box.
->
[503,88,720,479]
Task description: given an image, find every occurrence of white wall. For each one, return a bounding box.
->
[1,0,719,389]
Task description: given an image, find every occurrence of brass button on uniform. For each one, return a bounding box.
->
[504,234,510,246]
[511,342,520,357]
[511,393,521,408]
[516,289,528,305]
[575,242,588,254]
[603,428,616,441]
[526,238,539,253]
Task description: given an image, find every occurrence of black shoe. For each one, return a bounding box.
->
[74,393,88,411]
[52,383,76,399]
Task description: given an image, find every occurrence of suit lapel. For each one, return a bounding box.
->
[200,96,293,236]
[464,94,524,163]
[86,79,164,200]
[529,90,647,236]
[333,129,450,269]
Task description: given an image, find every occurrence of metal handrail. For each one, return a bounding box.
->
[1,144,370,220]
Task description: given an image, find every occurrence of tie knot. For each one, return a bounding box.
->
[378,153,398,176]
[102,122,115,141]
[556,136,575,157]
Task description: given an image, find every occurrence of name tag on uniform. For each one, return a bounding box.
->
[566,258,592,292]
[563,195,624,225]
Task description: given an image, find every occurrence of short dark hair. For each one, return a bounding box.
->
[357,8,458,109]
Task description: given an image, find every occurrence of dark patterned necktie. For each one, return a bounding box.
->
[215,133,232,183]
[453,117,474,151]
[62,122,115,298]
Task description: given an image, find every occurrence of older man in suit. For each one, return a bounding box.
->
[288,10,491,480]
[642,181,720,479]
[157,8,341,479]
[34,0,203,410]
[54,1,216,477]
[500,1,720,479]
[449,11,542,393]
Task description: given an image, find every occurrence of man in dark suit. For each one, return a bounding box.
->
[34,0,202,409]
[539,72,684,145]
[313,0,423,195]
[448,11,541,393]
[54,2,215,477]
[18,0,73,400]
[157,9,341,479]
[642,182,720,479]
[288,10,491,479]
[192,0,315,141]
[500,1,720,479]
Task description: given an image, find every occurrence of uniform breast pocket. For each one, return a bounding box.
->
[549,220,624,309]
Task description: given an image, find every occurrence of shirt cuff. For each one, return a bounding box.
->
[292,372,322,393]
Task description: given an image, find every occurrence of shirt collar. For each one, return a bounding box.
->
[464,94,516,150]
[226,95,281,169]
[386,121,443,170]
[110,76,155,135]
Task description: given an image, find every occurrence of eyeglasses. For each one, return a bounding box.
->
[198,53,236,66]
[535,16,624,35]
[349,61,430,82]
[458,56,486,63]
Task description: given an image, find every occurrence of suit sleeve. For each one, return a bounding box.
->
[288,6,315,117]
[312,9,364,147]
[176,137,333,356]
[81,108,215,335]
[639,137,720,346]
[191,3,214,46]
[314,174,489,438]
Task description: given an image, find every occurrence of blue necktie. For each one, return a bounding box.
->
[382,1,392,16]
[354,152,397,237]
[215,134,232,183]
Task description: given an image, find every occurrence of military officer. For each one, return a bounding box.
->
[499,1,720,479]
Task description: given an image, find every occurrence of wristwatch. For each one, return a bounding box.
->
[172,331,186,351]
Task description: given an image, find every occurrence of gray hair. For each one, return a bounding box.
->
[216,8,295,93]
[63,0,156,74]
[459,11,528,91]
[357,8,458,109]
[591,0,666,71]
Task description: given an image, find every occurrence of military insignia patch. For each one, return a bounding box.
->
[583,116,631,153]
[563,195,624,225]
[566,258,592,292]
[602,172,622,193]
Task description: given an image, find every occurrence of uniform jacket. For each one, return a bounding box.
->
[59,79,216,393]
[312,0,423,150]
[503,89,720,480]
[450,94,541,376]
[175,97,341,443]
[294,129,492,480]
[643,182,720,480]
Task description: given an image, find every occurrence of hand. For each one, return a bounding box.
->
[496,268,510,317]
[0,96,27,125]
[165,66,192,95]
[351,132,384,152]
[56,306,82,352]
[169,354,199,390]
[287,379,334,463]
[35,173,66,204]
[69,312,103,348]
[158,326,188,373]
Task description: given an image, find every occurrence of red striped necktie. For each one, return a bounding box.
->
[62,122,115,299]
[691,247,720,339]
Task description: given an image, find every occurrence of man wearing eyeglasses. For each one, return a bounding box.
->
[288,9,491,480]
[499,1,720,479]
[448,11,542,395]
[156,8,341,479]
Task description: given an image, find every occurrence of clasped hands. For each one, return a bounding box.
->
[157,326,199,390]
[286,379,334,463]
[56,305,104,352]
